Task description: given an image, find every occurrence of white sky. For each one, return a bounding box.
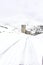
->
[0,0,43,24]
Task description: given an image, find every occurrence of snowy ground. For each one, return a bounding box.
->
[0,25,43,65]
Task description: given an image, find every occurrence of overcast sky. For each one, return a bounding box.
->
[0,0,43,24]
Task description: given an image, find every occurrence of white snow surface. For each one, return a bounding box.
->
[0,26,43,65]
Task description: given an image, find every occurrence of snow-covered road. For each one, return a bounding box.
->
[0,29,43,65]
